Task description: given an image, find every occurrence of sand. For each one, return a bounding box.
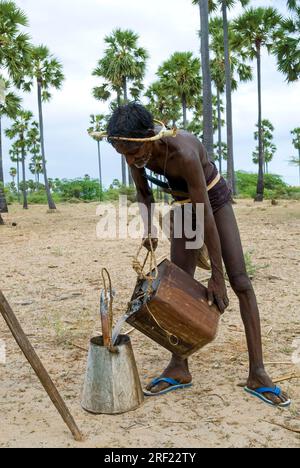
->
[0,200,299,448]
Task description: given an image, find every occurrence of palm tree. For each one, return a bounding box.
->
[144,82,181,189]
[290,127,300,185]
[88,114,107,200]
[9,142,21,202]
[209,60,224,174]
[97,29,148,103]
[219,0,249,194]
[187,94,222,140]
[93,29,149,186]
[0,1,31,83]
[192,1,214,158]
[214,141,228,170]
[252,119,276,174]
[29,157,43,186]
[0,1,31,224]
[145,80,181,127]
[274,1,300,83]
[209,16,253,175]
[233,7,282,201]
[0,76,21,212]
[9,166,16,184]
[157,52,202,129]
[201,0,250,194]
[24,45,64,210]
[5,110,34,209]
[27,121,42,187]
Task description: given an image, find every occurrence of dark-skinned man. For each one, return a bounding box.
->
[102,103,290,407]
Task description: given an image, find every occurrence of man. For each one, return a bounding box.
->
[105,102,290,407]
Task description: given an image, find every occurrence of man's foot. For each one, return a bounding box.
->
[146,357,192,394]
[247,368,290,406]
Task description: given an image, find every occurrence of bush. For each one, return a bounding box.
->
[27,192,48,204]
[56,178,103,201]
[236,171,300,199]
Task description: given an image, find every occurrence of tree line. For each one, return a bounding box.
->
[89,0,300,201]
[1,1,300,226]
[0,0,64,223]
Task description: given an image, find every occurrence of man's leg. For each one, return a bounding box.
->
[214,202,289,405]
[146,232,197,394]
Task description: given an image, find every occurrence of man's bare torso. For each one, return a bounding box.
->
[144,130,216,188]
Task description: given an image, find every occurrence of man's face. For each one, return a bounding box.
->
[114,142,153,168]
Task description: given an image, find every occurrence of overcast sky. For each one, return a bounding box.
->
[2,0,300,186]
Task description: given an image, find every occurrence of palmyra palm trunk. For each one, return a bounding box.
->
[222,1,236,195]
[20,134,28,210]
[298,148,300,186]
[97,140,103,200]
[37,81,56,210]
[182,95,187,130]
[121,156,127,186]
[199,0,214,159]
[217,89,222,175]
[116,91,127,186]
[16,157,20,203]
[0,116,8,213]
[123,78,133,187]
[255,48,264,202]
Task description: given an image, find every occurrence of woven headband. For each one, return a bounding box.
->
[89,119,177,142]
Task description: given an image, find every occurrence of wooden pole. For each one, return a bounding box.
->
[0,290,83,442]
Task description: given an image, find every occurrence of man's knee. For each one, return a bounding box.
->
[229,272,253,295]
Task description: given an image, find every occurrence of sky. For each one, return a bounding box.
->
[2,0,300,187]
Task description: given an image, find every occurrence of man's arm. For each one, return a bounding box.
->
[181,154,229,313]
[130,166,158,249]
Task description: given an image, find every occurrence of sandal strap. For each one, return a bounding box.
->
[254,386,281,396]
[151,377,180,387]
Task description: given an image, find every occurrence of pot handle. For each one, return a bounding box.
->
[132,236,159,285]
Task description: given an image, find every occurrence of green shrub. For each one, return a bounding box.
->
[57,178,103,201]
[236,171,300,199]
[103,188,121,201]
[27,192,48,204]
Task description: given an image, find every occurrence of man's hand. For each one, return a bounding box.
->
[143,236,158,252]
[207,275,229,314]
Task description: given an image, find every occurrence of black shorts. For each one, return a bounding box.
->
[208,176,232,214]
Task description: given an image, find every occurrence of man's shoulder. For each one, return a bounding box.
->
[176,130,204,147]
[174,131,206,158]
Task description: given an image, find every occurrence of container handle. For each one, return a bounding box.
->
[132,236,159,293]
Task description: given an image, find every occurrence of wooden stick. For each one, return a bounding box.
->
[237,372,299,388]
[264,362,294,365]
[0,291,83,442]
[65,341,88,352]
[264,421,300,434]
[273,372,300,384]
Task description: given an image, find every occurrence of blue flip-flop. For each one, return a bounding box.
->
[144,377,193,396]
[244,386,291,408]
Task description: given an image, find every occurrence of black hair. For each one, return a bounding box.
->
[107,102,154,146]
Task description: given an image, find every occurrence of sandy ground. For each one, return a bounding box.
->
[0,200,299,448]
